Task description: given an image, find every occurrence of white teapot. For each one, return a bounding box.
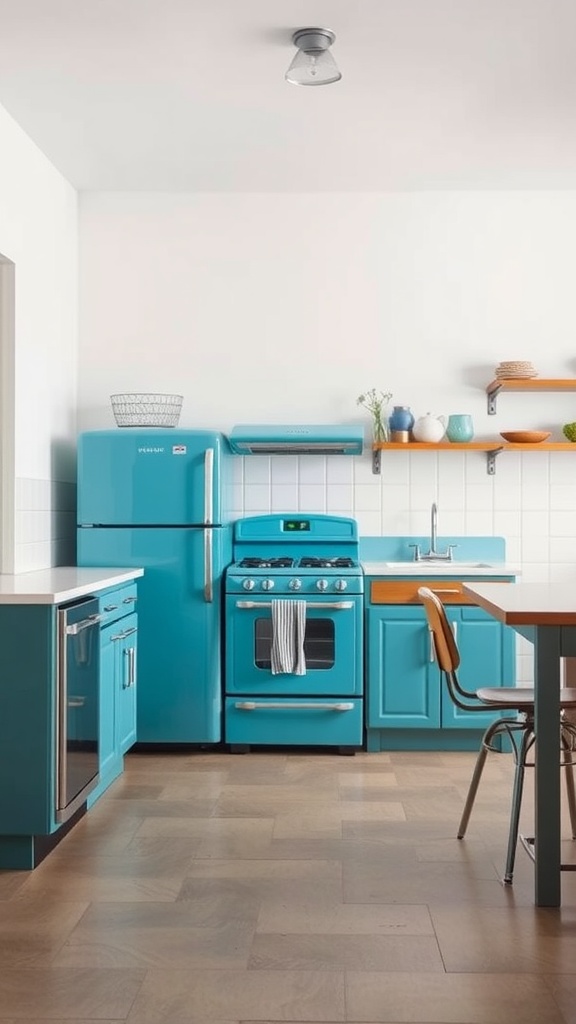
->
[412,412,446,443]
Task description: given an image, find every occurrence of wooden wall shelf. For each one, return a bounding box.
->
[486,378,576,414]
[371,441,576,475]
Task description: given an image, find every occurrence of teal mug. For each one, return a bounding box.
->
[446,414,474,442]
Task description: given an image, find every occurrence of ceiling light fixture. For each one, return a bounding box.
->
[285,28,342,87]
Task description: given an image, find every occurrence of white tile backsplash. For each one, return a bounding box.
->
[14,477,77,573]
[379,450,410,485]
[550,484,576,509]
[23,444,562,689]
[353,454,379,485]
[243,457,270,485]
[271,455,298,484]
[243,484,272,514]
[354,484,382,512]
[326,458,354,485]
[270,485,299,512]
[326,484,354,511]
[297,484,326,513]
[298,456,327,485]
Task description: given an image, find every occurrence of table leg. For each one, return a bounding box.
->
[533,625,562,907]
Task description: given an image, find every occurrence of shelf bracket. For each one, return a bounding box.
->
[487,385,501,415]
[372,447,381,475]
[486,447,504,475]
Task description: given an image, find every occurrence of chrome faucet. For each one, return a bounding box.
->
[409,502,457,562]
[431,501,438,554]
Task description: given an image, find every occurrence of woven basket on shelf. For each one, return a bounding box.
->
[110,393,183,427]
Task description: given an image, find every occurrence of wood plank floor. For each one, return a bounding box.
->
[2,748,576,1022]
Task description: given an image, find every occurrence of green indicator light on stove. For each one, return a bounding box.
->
[284,520,310,531]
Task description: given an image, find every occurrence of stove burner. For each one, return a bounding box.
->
[237,557,295,569]
[298,557,356,569]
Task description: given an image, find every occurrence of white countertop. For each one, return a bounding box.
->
[362,561,521,577]
[0,567,144,604]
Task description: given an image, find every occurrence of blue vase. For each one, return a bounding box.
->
[389,406,415,433]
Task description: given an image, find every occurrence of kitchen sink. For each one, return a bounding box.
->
[381,561,495,570]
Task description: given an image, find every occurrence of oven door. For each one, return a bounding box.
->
[225,593,363,696]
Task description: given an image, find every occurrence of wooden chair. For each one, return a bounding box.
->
[417,586,576,885]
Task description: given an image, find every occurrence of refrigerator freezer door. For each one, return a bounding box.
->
[77,429,225,526]
[78,525,229,743]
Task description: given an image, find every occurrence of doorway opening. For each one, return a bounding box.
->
[0,255,15,574]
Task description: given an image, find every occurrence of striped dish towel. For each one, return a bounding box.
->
[270,599,306,675]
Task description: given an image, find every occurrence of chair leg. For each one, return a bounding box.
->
[458,745,489,839]
[457,719,512,839]
[503,728,532,885]
[561,733,576,839]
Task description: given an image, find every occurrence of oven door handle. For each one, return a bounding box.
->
[235,600,354,610]
[235,701,354,712]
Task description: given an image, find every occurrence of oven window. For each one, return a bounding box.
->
[254,617,335,669]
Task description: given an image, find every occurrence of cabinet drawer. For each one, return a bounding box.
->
[369,579,511,605]
[98,583,138,626]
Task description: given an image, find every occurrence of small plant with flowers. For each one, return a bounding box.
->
[357,389,393,443]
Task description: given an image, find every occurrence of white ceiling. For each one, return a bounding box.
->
[1,0,576,191]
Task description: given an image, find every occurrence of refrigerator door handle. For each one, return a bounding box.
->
[204,528,213,603]
[204,447,214,525]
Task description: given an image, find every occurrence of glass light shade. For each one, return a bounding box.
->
[285,46,342,86]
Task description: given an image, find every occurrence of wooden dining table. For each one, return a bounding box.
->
[463,581,576,907]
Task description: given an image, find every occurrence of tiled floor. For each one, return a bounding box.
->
[2,747,576,1022]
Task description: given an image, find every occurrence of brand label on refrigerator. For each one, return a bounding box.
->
[172,445,187,455]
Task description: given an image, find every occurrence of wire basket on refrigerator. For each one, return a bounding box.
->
[110,393,184,427]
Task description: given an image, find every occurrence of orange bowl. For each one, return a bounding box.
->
[499,431,551,444]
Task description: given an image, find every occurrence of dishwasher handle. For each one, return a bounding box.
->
[65,613,102,635]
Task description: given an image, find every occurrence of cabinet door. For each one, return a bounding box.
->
[367,606,440,729]
[442,607,515,729]
[117,615,137,754]
[98,624,117,780]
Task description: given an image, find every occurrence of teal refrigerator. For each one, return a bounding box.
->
[77,429,232,744]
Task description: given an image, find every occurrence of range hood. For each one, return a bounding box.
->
[228,424,364,456]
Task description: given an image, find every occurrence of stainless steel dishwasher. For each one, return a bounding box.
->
[55,597,101,822]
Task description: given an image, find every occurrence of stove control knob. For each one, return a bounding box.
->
[289,578,302,591]
[335,579,348,592]
[316,579,329,592]
[242,579,255,591]
[262,579,275,591]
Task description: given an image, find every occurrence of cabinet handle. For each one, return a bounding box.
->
[123,646,136,688]
[429,627,436,663]
[452,621,457,643]
[431,588,461,594]
[122,596,137,604]
[235,701,354,712]
[111,631,127,641]
[103,604,119,612]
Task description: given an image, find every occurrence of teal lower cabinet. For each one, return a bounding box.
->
[366,584,515,752]
[0,605,59,868]
[0,580,138,869]
[87,589,138,807]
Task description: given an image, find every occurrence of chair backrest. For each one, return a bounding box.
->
[417,586,460,672]
[418,586,498,712]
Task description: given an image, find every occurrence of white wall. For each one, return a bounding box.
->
[0,103,78,571]
[78,191,576,682]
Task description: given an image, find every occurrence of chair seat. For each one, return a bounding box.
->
[476,686,576,708]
